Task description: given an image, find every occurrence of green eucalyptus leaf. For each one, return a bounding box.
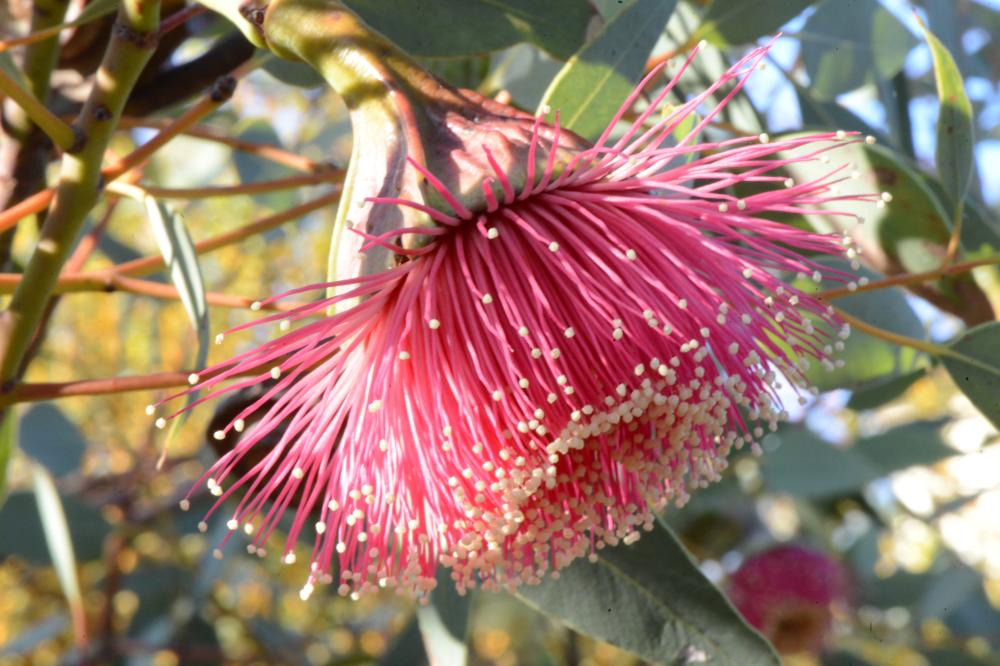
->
[538,0,678,141]
[799,0,917,100]
[854,420,956,473]
[693,0,815,46]
[517,519,779,665]
[919,20,974,207]
[760,429,881,498]
[343,0,597,59]
[940,322,1000,431]
[847,367,927,410]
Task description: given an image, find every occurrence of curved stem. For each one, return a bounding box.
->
[0,67,77,151]
[818,254,1000,300]
[832,307,948,357]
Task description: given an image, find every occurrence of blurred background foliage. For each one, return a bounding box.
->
[1,0,999,664]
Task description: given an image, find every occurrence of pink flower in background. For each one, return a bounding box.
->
[158,42,875,601]
[728,544,851,654]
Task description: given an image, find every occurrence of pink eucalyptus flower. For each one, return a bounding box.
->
[728,544,851,654]
[158,42,875,601]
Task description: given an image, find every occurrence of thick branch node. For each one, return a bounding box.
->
[113,21,160,49]
[91,104,112,122]
[67,126,87,154]
[210,76,238,103]
[239,2,268,29]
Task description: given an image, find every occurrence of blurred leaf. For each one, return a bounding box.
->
[517,519,779,664]
[30,463,84,635]
[0,411,15,507]
[20,404,86,477]
[0,491,110,562]
[262,57,326,88]
[233,120,299,211]
[793,82,888,144]
[863,570,933,608]
[920,650,1000,666]
[248,618,311,666]
[847,367,927,410]
[941,323,1000,431]
[125,564,189,637]
[854,420,955,472]
[823,652,877,666]
[538,0,678,141]
[141,195,210,373]
[799,0,917,100]
[760,429,881,498]
[776,135,992,322]
[919,18,974,207]
[343,0,597,59]
[0,613,69,658]
[417,569,473,666]
[381,615,428,666]
[693,0,815,46]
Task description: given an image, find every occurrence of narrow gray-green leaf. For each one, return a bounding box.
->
[693,0,815,46]
[919,20,974,206]
[142,195,210,371]
[417,569,472,666]
[30,463,84,632]
[517,519,779,664]
[538,0,678,141]
[0,411,15,507]
[940,323,1000,431]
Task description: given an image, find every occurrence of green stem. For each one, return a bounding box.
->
[833,307,949,357]
[0,0,162,384]
[0,66,78,152]
[1,0,71,140]
[263,0,430,302]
